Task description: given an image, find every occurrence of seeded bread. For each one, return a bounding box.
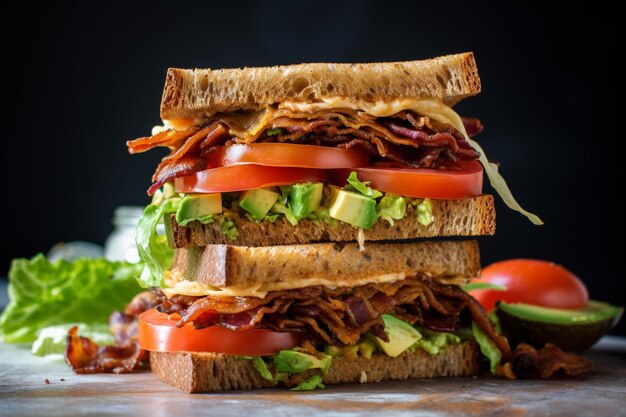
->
[160,52,480,120]
[170,240,479,289]
[166,195,495,248]
[149,340,480,392]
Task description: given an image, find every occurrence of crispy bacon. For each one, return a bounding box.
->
[497,343,593,379]
[155,275,505,348]
[65,291,157,374]
[65,326,147,374]
[128,108,483,194]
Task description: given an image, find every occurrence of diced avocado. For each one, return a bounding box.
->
[176,194,222,224]
[239,188,280,220]
[496,300,624,352]
[162,182,176,199]
[289,183,323,219]
[368,314,422,358]
[358,339,376,359]
[329,189,377,229]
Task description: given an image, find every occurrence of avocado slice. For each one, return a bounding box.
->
[368,314,422,357]
[329,189,377,229]
[239,188,280,220]
[176,194,222,224]
[496,300,623,352]
[288,182,323,220]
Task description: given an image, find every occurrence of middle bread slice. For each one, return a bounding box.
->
[164,240,479,298]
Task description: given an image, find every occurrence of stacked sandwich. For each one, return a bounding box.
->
[127,53,525,392]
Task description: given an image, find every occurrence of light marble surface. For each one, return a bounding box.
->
[0,338,625,417]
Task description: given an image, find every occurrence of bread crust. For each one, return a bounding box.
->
[166,195,495,248]
[149,340,480,392]
[160,53,481,120]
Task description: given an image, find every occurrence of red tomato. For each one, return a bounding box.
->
[205,143,370,169]
[470,259,589,312]
[330,160,483,199]
[175,165,328,193]
[138,309,301,355]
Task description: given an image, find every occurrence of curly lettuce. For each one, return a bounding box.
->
[0,255,143,343]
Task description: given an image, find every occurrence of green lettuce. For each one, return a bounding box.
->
[461,282,507,292]
[273,350,332,374]
[291,375,325,391]
[289,183,320,220]
[346,172,383,199]
[0,255,142,343]
[136,198,181,287]
[377,194,406,225]
[471,321,501,374]
[252,357,275,382]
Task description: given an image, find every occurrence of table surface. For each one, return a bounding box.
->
[1,337,625,417]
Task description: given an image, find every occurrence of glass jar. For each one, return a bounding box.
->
[104,206,144,263]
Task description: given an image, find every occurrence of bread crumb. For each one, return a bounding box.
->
[360,371,367,383]
[44,379,50,384]
[60,378,66,382]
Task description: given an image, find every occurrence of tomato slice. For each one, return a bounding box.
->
[469,259,589,312]
[330,160,483,199]
[138,309,301,355]
[175,165,328,193]
[205,143,370,169]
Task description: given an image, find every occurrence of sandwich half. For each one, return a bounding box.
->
[124,53,532,392]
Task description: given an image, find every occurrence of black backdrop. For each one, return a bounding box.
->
[1,1,624,335]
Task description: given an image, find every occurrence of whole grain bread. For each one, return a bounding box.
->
[166,195,495,248]
[170,240,479,289]
[149,340,480,392]
[160,52,480,120]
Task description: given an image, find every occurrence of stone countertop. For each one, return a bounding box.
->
[0,337,624,417]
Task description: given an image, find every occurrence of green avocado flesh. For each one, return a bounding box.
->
[496,300,623,352]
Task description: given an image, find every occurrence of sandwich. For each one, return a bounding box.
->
[67,53,592,391]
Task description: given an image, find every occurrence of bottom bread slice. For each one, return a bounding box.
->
[149,340,480,392]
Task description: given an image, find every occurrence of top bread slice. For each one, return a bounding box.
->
[161,52,480,120]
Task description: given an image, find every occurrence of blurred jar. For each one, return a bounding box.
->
[104,206,144,263]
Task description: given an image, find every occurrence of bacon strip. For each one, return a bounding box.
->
[65,292,157,374]
[129,109,483,194]
[156,275,504,348]
[497,343,593,379]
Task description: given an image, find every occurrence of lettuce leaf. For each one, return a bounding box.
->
[136,198,181,287]
[291,375,325,391]
[346,172,383,199]
[461,282,507,292]
[274,350,332,374]
[0,255,142,343]
[471,321,501,374]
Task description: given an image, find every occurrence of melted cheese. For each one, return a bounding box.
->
[162,271,407,298]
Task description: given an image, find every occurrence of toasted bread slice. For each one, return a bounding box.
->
[169,240,479,290]
[160,52,480,120]
[166,195,495,248]
[149,340,480,392]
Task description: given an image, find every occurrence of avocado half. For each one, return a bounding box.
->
[496,300,623,352]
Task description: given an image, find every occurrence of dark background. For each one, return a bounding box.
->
[1,1,624,335]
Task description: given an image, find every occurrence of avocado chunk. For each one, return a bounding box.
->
[329,189,377,229]
[239,188,280,220]
[176,194,222,225]
[368,314,422,357]
[496,300,624,352]
[289,182,323,220]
